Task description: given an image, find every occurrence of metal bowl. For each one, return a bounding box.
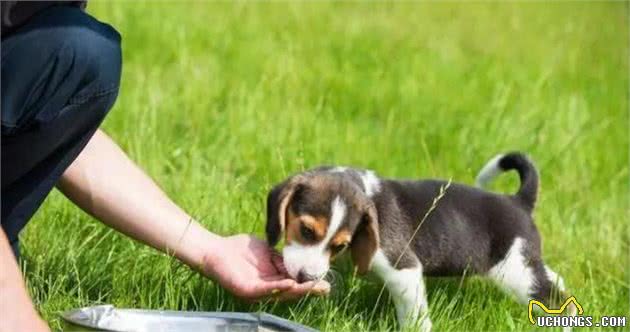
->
[62,305,317,332]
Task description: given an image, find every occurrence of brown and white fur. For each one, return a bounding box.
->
[265,152,571,331]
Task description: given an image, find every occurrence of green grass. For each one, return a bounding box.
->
[19,1,628,331]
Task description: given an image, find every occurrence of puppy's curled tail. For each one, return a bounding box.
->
[475,152,539,210]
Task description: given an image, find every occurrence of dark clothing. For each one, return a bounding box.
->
[1,1,87,38]
[1,5,121,257]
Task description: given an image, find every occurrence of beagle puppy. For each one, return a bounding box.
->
[266,152,571,331]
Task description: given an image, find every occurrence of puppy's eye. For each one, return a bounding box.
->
[331,243,348,256]
[300,224,316,241]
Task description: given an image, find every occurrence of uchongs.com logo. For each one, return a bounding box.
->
[528,296,627,328]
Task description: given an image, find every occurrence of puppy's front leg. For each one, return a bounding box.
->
[372,251,432,331]
[389,268,431,331]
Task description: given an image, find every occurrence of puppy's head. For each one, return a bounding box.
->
[266,168,380,282]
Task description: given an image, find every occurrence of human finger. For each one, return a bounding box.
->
[272,280,330,301]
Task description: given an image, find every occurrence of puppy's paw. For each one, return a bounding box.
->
[420,318,432,332]
[399,316,432,332]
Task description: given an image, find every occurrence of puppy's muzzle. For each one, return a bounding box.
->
[296,269,320,283]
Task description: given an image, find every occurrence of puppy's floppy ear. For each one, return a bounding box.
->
[351,204,380,275]
[266,176,304,246]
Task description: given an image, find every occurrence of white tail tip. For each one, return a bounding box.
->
[475,154,505,188]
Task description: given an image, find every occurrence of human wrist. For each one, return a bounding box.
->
[196,234,228,277]
[174,221,224,272]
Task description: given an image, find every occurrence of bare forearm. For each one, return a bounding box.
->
[57,130,219,268]
[55,130,328,301]
[0,229,50,332]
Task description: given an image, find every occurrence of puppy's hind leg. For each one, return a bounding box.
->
[539,265,577,332]
[486,237,538,305]
[543,265,566,296]
[486,238,575,330]
[372,250,432,332]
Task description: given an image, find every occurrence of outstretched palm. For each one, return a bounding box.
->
[202,234,329,301]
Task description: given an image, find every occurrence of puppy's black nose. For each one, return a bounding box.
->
[297,270,307,283]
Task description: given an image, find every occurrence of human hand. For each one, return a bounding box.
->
[2,317,51,332]
[0,229,51,332]
[201,234,330,302]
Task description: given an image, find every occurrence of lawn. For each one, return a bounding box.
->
[19,1,628,331]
